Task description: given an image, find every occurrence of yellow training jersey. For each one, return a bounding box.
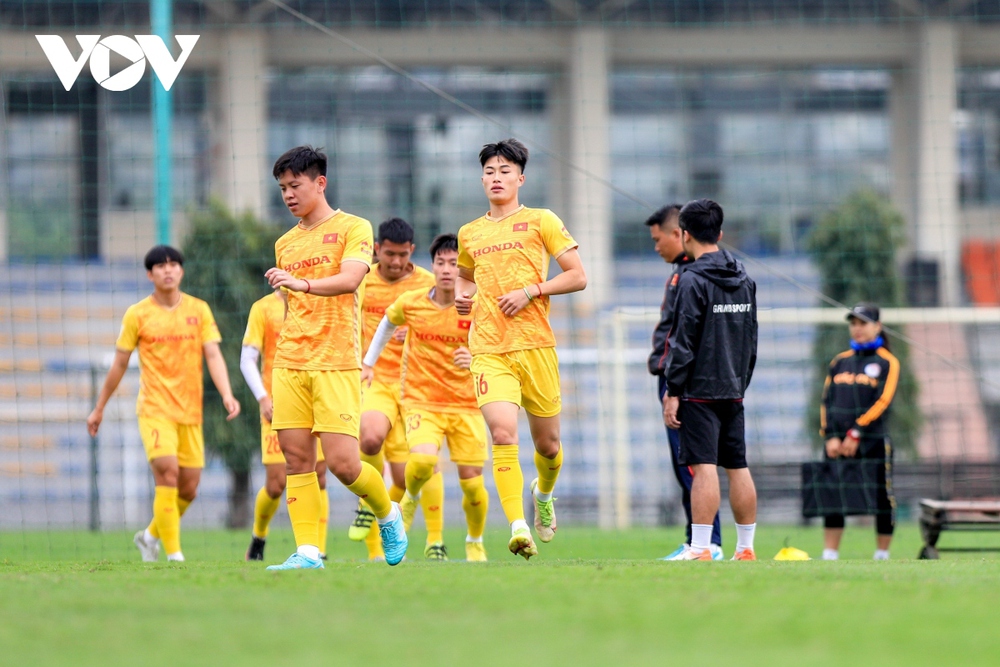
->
[242,291,285,396]
[273,210,374,371]
[116,293,221,425]
[457,206,577,355]
[385,288,478,413]
[362,264,435,385]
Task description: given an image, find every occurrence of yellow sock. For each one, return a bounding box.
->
[347,462,392,519]
[253,487,281,538]
[535,444,564,495]
[492,444,524,524]
[318,487,330,555]
[405,452,438,498]
[360,448,385,476]
[460,475,489,539]
[421,470,444,544]
[286,472,321,548]
[364,521,384,560]
[389,484,405,503]
[148,496,191,539]
[153,486,181,555]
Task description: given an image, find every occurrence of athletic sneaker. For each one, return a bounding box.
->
[424,542,449,561]
[710,544,725,561]
[659,544,689,561]
[508,526,538,560]
[348,499,376,541]
[379,502,409,566]
[399,492,419,533]
[465,541,488,562]
[677,547,713,561]
[731,548,757,561]
[245,536,266,561]
[266,552,325,570]
[530,478,557,543]
[133,530,159,562]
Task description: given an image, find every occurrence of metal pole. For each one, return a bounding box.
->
[152,0,172,245]
[89,366,100,531]
[611,311,632,529]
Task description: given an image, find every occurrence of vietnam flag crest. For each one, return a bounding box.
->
[323,233,338,244]
[458,319,472,330]
[512,222,528,232]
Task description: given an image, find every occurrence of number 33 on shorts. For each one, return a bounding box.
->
[405,412,422,433]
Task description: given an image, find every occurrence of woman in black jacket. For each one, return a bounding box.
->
[819,303,900,561]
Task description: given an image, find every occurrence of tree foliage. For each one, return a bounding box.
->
[805,189,922,457]
[181,201,281,481]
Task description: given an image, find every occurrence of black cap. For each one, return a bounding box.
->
[846,302,879,323]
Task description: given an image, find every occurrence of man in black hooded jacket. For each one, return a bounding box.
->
[663,199,759,561]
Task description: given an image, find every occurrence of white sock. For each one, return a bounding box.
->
[406,490,419,501]
[534,487,553,503]
[511,518,530,534]
[297,545,321,560]
[466,535,483,544]
[166,551,185,562]
[691,524,713,552]
[874,549,890,561]
[376,505,399,526]
[143,528,158,545]
[735,523,756,551]
[822,549,839,561]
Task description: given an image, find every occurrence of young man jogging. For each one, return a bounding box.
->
[364,233,491,562]
[264,145,406,570]
[87,245,240,562]
[456,138,587,559]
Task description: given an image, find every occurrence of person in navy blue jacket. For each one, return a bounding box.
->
[646,204,723,560]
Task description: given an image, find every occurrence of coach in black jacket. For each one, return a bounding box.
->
[663,199,759,561]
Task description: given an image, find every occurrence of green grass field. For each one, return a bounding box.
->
[3,524,1000,666]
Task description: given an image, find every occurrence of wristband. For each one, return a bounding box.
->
[523,286,534,301]
[848,428,861,440]
[303,279,311,294]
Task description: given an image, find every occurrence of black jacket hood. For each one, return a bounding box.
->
[685,249,747,292]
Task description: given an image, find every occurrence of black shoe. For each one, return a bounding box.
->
[320,553,328,561]
[424,542,449,561]
[246,536,266,561]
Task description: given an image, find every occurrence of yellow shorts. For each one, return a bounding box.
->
[403,408,488,466]
[470,347,562,418]
[260,419,325,466]
[138,416,204,468]
[271,368,361,438]
[362,380,408,464]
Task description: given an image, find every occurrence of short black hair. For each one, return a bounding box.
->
[479,138,528,172]
[377,217,415,245]
[645,204,684,228]
[678,199,724,243]
[429,233,458,260]
[144,245,184,271]
[272,145,327,181]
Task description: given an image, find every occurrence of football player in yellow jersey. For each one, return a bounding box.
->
[456,139,587,560]
[240,289,330,562]
[87,245,241,562]
[263,146,406,570]
[349,218,442,560]
[363,234,490,562]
